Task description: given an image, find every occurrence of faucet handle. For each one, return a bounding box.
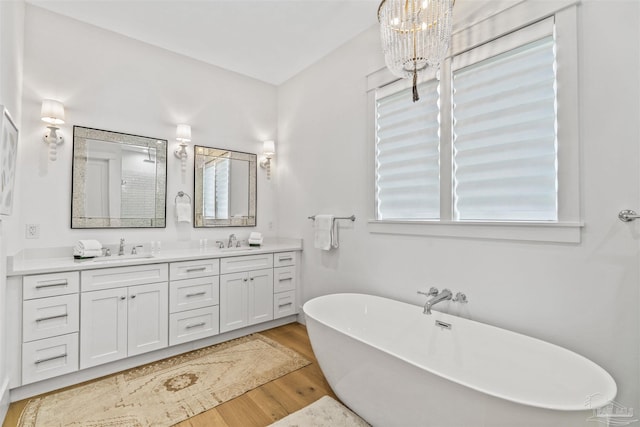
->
[417,287,439,298]
[452,292,468,303]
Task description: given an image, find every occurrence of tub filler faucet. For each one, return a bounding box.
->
[418,288,452,315]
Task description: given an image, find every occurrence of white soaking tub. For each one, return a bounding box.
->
[303,293,617,427]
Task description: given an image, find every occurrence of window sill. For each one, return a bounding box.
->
[367,220,583,243]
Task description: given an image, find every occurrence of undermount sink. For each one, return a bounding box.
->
[85,254,155,263]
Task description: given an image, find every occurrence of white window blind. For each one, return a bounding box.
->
[375,79,440,220]
[452,22,557,221]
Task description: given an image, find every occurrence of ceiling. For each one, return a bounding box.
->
[27,0,381,85]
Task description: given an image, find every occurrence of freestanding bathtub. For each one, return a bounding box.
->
[303,293,617,427]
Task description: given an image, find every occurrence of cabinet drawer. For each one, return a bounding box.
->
[23,271,79,300]
[81,263,168,292]
[169,306,220,346]
[274,266,296,293]
[274,291,296,319]
[170,276,219,313]
[220,254,273,274]
[170,259,219,281]
[274,252,296,267]
[22,333,79,385]
[23,294,79,342]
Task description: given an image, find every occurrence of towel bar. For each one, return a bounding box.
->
[308,215,355,221]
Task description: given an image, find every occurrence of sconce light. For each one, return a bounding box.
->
[41,99,65,161]
[174,124,191,172]
[260,140,275,179]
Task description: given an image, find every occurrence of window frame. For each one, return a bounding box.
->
[367,0,582,243]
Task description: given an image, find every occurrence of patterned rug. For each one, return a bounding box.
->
[18,334,310,427]
[269,396,370,427]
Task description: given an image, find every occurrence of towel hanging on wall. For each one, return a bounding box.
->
[314,214,336,251]
[175,192,192,223]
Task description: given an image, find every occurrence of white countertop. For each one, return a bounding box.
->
[8,238,302,276]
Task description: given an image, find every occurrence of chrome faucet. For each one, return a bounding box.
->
[227,233,237,248]
[420,288,452,315]
[118,238,125,256]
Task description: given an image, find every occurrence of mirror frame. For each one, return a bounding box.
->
[71,126,167,228]
[194,145,257,227]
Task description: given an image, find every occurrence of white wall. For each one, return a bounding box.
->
[0,0,25,419]
[5,4,278,255]
[278,0,640,415]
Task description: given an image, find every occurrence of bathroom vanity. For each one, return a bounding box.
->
[5,240,301,400]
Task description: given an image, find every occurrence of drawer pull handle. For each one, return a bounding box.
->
[186,322,206,329]
[35,353,67,364]
[279,277,293,282]
[278,302,293,308]
[185,267,207,272]
[279,257,293,262]
[35,313,68,322]
[35,280,68,289]
[186,291,206,297]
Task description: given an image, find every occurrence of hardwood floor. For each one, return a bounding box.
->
[3,323,337,427]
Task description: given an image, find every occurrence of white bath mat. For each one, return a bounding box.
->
[269,396,370,427]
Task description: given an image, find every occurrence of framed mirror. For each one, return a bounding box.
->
[194,145,256,227]
[71,126,167,228]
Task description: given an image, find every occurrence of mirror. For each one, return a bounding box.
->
[194,145,256,227]
[71,126,167,228]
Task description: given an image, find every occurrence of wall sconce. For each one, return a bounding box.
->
[174,124,191,172]
[41,99,65,161]
[260,140,275,179]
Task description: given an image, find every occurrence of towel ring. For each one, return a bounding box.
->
[175,191,192,204]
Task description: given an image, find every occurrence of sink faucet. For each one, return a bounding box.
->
[420,288,452,315]
[227,234,237,248]
[118,238,125,256]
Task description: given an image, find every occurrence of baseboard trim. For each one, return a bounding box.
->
[0,376,10,425]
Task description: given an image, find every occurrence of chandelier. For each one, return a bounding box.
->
[378,0,454,102]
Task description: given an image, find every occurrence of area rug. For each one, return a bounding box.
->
[269,396,370,427]
[18,334,310,427]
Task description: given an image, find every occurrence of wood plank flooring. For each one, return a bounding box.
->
[3,323,337,427]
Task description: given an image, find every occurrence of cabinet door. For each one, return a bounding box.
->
[248,268,274,326]
[127,282,168,357]
[219,272,248,333]
[80,288,128,369]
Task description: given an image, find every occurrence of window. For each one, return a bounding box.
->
[452,28,557,221]
[369,3,580,242]
[376,79,440,220]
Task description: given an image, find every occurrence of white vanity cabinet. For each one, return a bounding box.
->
[220,254,274,333]
[8,242,301,399]
[21,271,80,385]
[273,252,297,319]
[80,265,169,369]
[169,259,220,345]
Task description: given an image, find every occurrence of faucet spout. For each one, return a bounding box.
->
[423,288,452,315]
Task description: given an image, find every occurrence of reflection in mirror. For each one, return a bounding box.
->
[194,145,256,227]
[72,126,167,228]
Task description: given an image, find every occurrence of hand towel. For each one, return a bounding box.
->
[77,239,102,251]
[74,239,103,258]
[176,199,191,223]
[314,214,334,251]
